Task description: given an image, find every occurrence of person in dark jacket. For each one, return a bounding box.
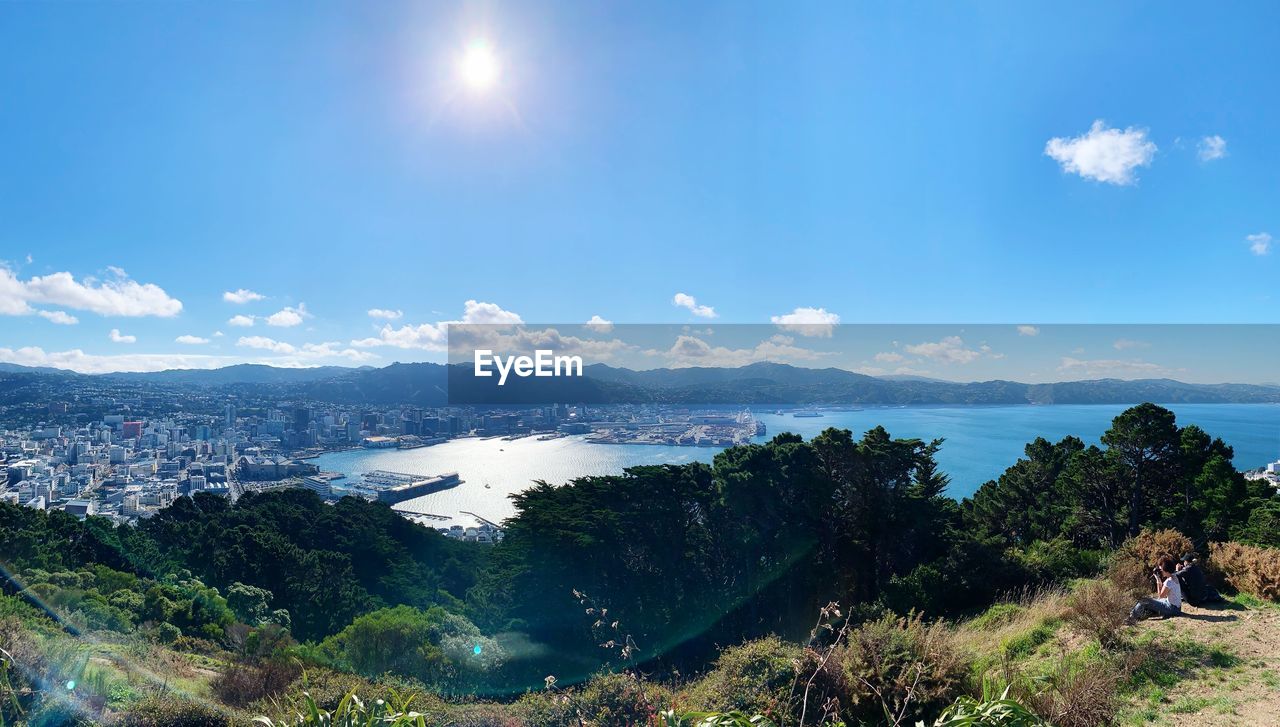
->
[1176,553,1222,606]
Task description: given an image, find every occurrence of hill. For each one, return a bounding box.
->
[5,359,1280,406]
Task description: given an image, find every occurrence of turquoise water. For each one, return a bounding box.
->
[313,404,1280,527]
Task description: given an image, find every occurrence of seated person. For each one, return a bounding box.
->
[1177,553,1223,605]
[1128,556,1182,622]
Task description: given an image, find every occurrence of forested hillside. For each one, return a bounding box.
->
[1,403,1278,725]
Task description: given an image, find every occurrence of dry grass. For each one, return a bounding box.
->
[1006,652,1121,727]
[1064,579,1132,648]
[954,586,1070,655]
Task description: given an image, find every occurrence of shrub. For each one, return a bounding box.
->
[1012,654,1119,727]
[1234,500,1280,548]
[1064,580,1130,648]
[1107,529,1193,595]
[116,693,232,727]
[680,636,802,720]
[211,659,301,707]
[839,613,968,725]
[572,671,674,726]
[1009,539,1106,583]
[255,689,427,727]
[151,622,181,644]
[250,668,372,715]
[931,686,1048,726]
[319,605,503,691]
[1209,541,1280,601]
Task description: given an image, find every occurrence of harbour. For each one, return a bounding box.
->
[313,403,1280,531]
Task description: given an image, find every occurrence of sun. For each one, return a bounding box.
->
[457,39,500,92]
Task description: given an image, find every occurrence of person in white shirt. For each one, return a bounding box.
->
[1129,556,1183,622]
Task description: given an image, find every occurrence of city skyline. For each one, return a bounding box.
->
[2,2,1278,375]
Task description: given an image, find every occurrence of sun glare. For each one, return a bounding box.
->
[458,39,500,92]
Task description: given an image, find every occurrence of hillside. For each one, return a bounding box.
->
[1131,599,1280,724]
[1,402,1278,725]
[7,360,1280,406]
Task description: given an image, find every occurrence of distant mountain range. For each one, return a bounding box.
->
[2,360,1279,407]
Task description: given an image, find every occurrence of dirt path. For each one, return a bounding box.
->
[1133,599,1280,725]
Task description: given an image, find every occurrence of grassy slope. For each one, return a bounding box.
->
[1122,595,1280,725]
[952,585,1280,727]
[6,580,1280,725]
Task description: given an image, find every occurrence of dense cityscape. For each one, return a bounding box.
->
[0,373,769,535]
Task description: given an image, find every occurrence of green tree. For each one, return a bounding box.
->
[227,582,273,626]
[1101,403,1182,537]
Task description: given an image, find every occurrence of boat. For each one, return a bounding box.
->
[793,411,824,418]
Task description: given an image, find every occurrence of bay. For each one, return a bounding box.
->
[312,403,1280,527]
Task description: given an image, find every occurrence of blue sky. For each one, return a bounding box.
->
[0,2,1276,376]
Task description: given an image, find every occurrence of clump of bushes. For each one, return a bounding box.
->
[572,671,674,725]
[840,613,968,725]
[932,686,1049,726]
[1209,541,1280,601]
[211,658,301,707]
[115,693,232,727]
[679,636,802,720]
[515,671,675,726]
[1064,580,1130,648]
[1004,652,1120,727]
[1107,529,1193,595]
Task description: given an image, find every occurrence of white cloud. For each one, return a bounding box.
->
[353,323,448,351]
[0,346,242,374]
[368,308,404,320]
[449,325,636,364]
[1044,120,1156,185]
[237,335,374,362]
[265,303,309,328]
[352,300,523,351]
[903,336,988,364]
[460,299,523,325]
[770,306,840,337]
[222,288,265,304]
[1197,135,1227,162]
[37,310,78,325]
[656,334,827,368]
[213,330,224,337]
[0,270,33,315]
[1058,356,1179,379]
[227,314,255,327]
[0,267,182,318]
[672,292,717,319]
[109,329,137,344]
[1247,232,1272,256]
[237,335,296,354]
[294,341,378,363]
[175,335,210,345]
[874,351,905,363]
[1017,325,1040,337]
[585,315,614,333]
[1112,338,1150,351]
